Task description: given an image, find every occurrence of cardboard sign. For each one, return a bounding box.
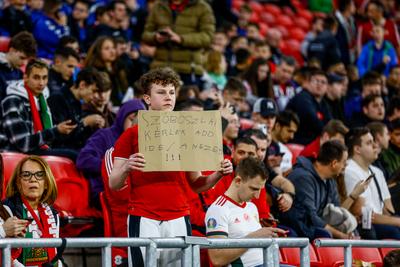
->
[138,110,223,171]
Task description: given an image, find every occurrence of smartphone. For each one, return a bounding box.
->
[68,118,79,125]
[25,218,34,225]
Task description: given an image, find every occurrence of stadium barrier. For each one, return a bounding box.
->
[0,237,310,267]
[314,239,400,267]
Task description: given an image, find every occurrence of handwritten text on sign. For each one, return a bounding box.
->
[138,110,223,171]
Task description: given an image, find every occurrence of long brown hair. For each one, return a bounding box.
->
[6,156,58,205]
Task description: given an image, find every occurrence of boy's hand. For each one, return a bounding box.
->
[219,159,233,176]
[124,153,146,172]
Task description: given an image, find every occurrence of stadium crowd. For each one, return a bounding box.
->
[1,0,400,266]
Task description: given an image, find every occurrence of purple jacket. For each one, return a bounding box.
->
[76,99,146,198]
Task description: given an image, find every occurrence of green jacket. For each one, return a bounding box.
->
[142,0,215,75]
[381,143,400,178]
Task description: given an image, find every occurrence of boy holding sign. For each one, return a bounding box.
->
[109,67,233,267]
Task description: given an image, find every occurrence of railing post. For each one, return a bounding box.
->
[2,246,11,267]
[192,245,200,267]
[264,243,275,267]
[300,244,310,267]
[101,244,112,267]
[181,244,192,267]
[145,241,157,267]
[344,245,352,267]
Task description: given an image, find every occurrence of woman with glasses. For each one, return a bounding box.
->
[3,155,60,266]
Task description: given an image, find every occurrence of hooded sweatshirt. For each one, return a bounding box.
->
[280,156,340,239]
[76,99,145,199]
[0,53,23,101]
[0,80,58,153]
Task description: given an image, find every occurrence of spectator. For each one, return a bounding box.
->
[357,24,398,77]
[47,67,106,154]
[381,119,400,179]
[77,99,145,208]
[325,73,347,122]
[387,65,400,99]
[350,94,385,127]
[272,56,298,110]
[236,3,251,36]
[301,16,324,58]
[109,68,232,266]
[251,98,278,135]
[125,0,148,44]
[226,35,248,75]
[271,110,300,173]
[82,72,115,128]
[307,15,342,71]
[57,36,80,54]
[344,71,383,118]
[0,0,33,36]
[85,36,129,106]
[265,28,283,65]
[141,0,215,88]
[286,69,332,145]
[88,0,129,43]
[222,77,247,112]
[383,249,400,267]
[357,0,400,57]
[206,157,285,267]
[222,109,240,155]
[344,127,400,239]
[300,119,349,159]
[211,30,229,53]
[241,58,273,102]
[253,40,273,63]
[267,141,285,176]
[47,47,80,95]
[4,156,60,266]
[204,50,227,90]
[367,121,390,180]
[68,0,90,51]
[228,48,251,77]
[33,0,70,59]
[282,140,354,239]
[387,96,400,122]
[335,0,357,65]
[0,32,36,101]
[0,59,76,155]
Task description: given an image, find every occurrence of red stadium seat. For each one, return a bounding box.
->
[1,152,27,199]
[286,144,305,164]
[40,155,82,180]
[313,242,344,267]
[280,246,321,267]
[352,247,382,267]
[264,4,281,17]
[380,247,397,259]
[99,192,112,237]
[249,1,263,13]
[276,26,289,39]
[298,9,313,23]
[296,17,311,31]
[260,13,276,26]
[290,28,306,42]
[276,15,293,28]
[0,36,10,52]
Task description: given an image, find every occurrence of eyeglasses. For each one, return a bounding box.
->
[20,171,45,181]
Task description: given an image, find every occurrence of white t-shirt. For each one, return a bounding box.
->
[344,159,390,214]
[279,142,293,172]
[205,195,262,267]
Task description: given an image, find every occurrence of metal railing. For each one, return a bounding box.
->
[314,239,400,267]
[0,237,310,267]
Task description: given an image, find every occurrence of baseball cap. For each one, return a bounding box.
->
[267,141,285,157]
[253,98,278,118]
[327,73,345,84]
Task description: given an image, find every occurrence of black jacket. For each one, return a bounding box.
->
[286,89,332,145]
[47,68,72,96]
[47,87,94,150]
[280,157,340,239]
[307,30,342,70]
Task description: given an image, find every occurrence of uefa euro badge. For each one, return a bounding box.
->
[207,218,217,229]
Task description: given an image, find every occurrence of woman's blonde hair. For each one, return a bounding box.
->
[6,156,58,205]
[206,50,224,75]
